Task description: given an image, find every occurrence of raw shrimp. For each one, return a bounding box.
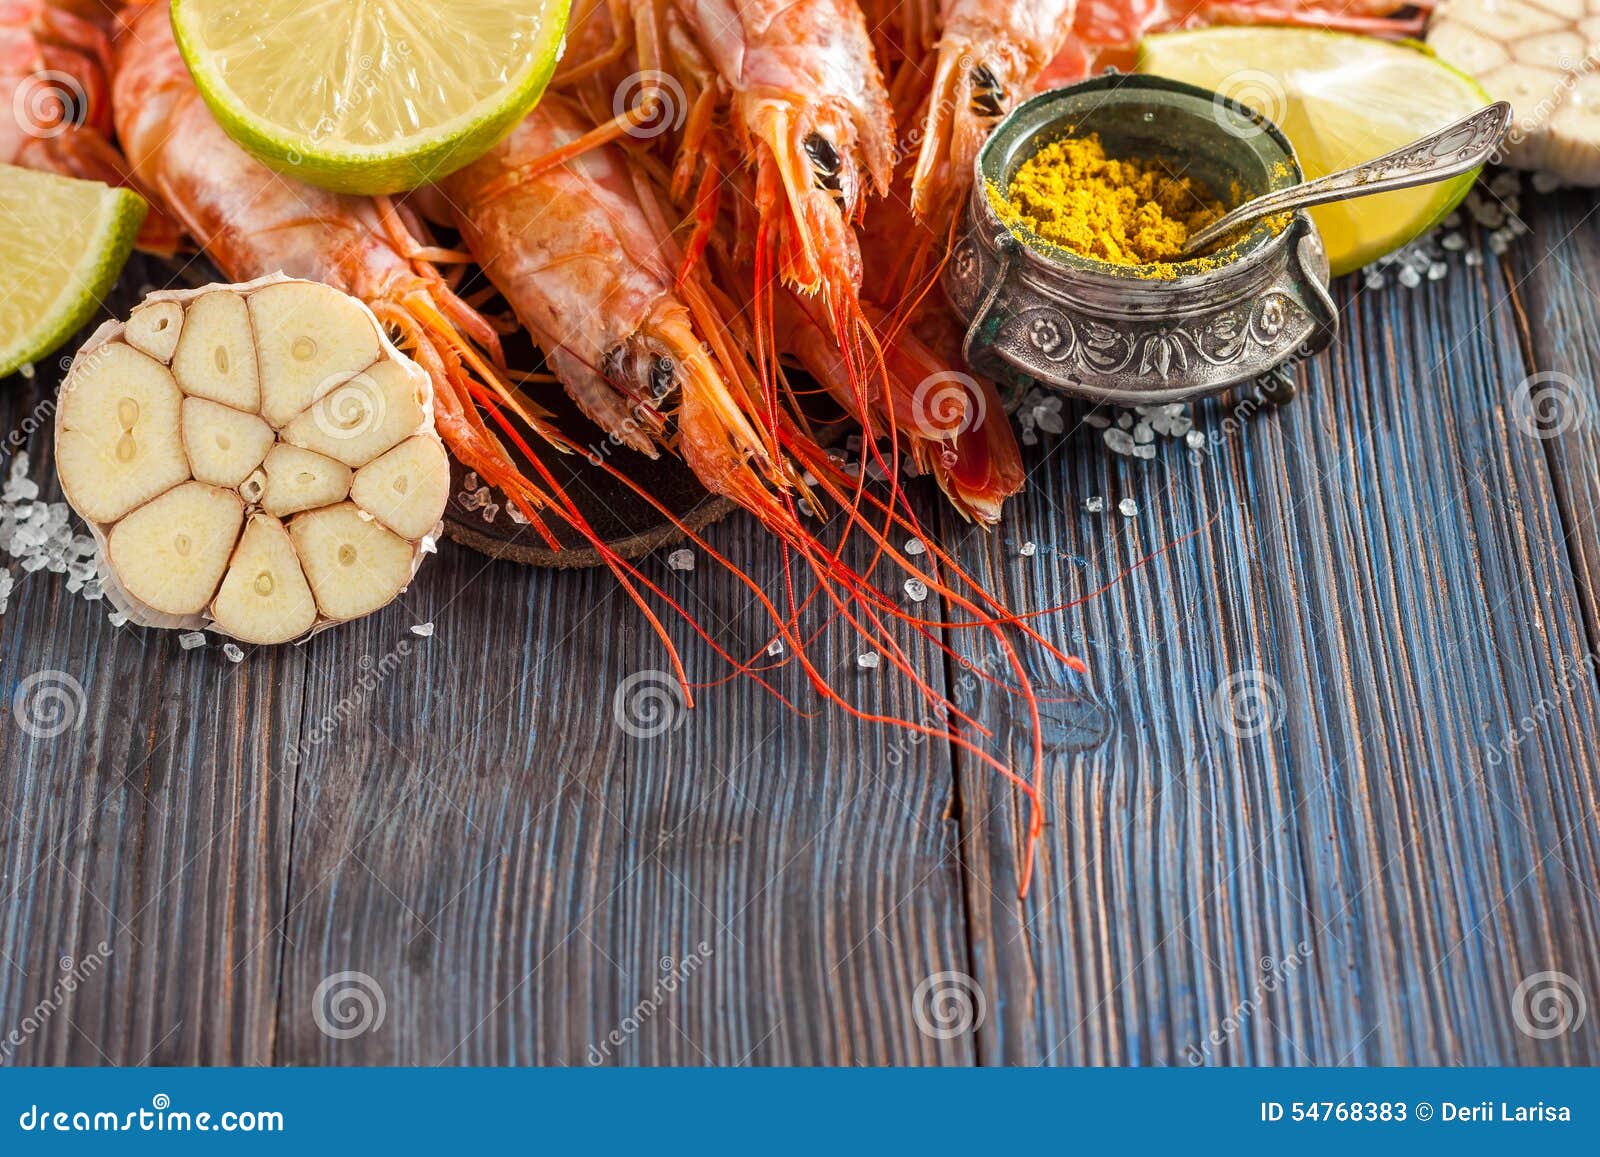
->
[652,0,895,319]
[909,0,1079,233]
[439,96,794,521]
[2,0,177,249]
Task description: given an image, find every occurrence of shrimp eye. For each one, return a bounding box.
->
[803,133,843,194]
[650,356,676,398]
[969,65,1006,119]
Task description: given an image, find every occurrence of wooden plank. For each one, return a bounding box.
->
[0,261,301,1064]
[943,204,1600,1066]
[271,509,972,1065]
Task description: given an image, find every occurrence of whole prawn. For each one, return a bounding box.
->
[438,95,796,524]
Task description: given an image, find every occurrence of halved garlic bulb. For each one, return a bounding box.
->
[56,274,449,644]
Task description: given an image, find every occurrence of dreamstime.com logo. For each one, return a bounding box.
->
[1209,669,1285,739]
[312,970,387,1040]
[1509,371,1590,440]
[612,669,688,738]
[912,970,986,1040]
[1511,971,1588,1040]
[17,1095,283,1135]
[11,669,87,739]
[614,70,687,140]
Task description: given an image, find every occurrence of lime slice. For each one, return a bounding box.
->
[171,0,571,195]
[0,165,146,379]
[1137,28,1492,276]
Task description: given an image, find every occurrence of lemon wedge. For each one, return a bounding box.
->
[1138,27,1493,275]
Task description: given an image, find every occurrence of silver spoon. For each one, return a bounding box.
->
[1179,101,1513,259]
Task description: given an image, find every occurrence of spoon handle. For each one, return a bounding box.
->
[1180,101,1513,257]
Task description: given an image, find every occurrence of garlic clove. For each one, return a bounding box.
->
[182,397,275,488]
[249,280,382,426]
[349,434,450,540]
[123,300,184,363]
[107,482,244,616]
[171,290,260,411]
[288,502,415,622]
[211,514,317,644]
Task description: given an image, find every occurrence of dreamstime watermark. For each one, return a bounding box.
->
[912,970,986,1040]
[0,943,112,1061]
[1185,941,1313,1064]
[12,69,88,141]
[312,971,387,1040]
[1209,668,1284,739]
[289,641,413,764]
[1511,971,1588,1040]
[309,368,390,445]
[1509,371,1590,440]
[910,370,987,439]
[11,669,87,739]
[614,70,687,140]
[587,942,714,1064]
[1485,648,1598,766]
[612,669,688,738]
[1210,69,1288,141]
[285,42,412,164]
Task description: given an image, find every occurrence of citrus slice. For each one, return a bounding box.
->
[171,0,572,195]
[0,164,146,379]
[1137,28,1493,276]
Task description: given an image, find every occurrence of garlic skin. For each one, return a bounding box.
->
[55,274,449,644]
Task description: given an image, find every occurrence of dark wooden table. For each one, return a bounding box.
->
[2,183,1598,1067]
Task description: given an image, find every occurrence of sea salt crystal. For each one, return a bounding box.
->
[856,651,880,670]
[765,638,785,657]
[1018,541,1037,558]
[1398,265,1421,289]
[1104,428,1136,455]
[1116,412,1133,430]
[1464,250,1483,267]
[178,632,206,651]
[1186,430,1206,450]
[1084,496,1105,514]
[462,472,479,491]
[904,537,925,556]
[410,622,435,638]
[1364,271,1385,291]
[506,505,529,526]
[1169,415,1193,437]
[666,548,695,572]
[904,578,928,603]
[1118,498,1138,518]
[1133,422,1154,444]
[1084,411,1112,429]
[1532,172,1561,194]
[1441,232,1465,252]
[1428,262,1448,282]
[108,611,128,627]
[1132,443,1157,460]
[223,643,245,663]
[1488,229,1511,256]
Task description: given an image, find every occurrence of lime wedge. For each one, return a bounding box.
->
[171,0,571,195]
[1137,28,1492,276]
[0,165,145,379]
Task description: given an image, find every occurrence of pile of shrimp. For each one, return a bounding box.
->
[6,0,1423,893]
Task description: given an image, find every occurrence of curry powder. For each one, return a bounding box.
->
[989,133,1227,271]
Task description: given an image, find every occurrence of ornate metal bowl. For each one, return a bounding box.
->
[945,73,1337,406]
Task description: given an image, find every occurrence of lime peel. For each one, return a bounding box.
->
[0,165,146,380]
[171,0,572,195]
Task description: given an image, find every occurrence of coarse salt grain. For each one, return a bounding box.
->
[904,537,925,556]
[410,622,435,638]
[666,548,695,572]
[1118,498,1138,517]
[178,632,207,651]
[1018,541,1037,557]
[223,643,244,663]
[1084,496,1105,514]
[904,578,928,603]
[856,651,880,670]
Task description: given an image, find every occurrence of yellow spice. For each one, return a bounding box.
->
[991,133,1227,272]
